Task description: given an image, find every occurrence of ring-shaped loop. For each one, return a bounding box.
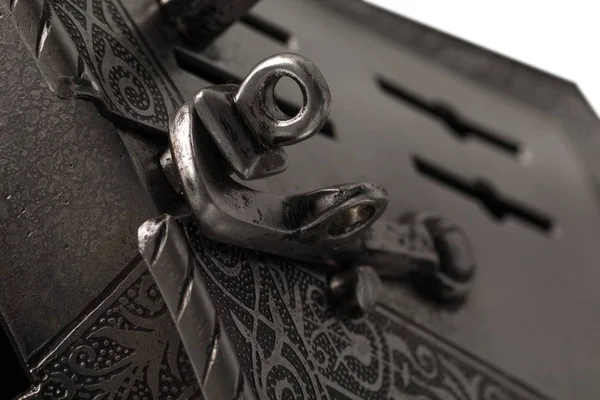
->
[234,53,331,147]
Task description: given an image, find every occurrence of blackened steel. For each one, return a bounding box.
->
[160,0,261,48]
[138,214,256,400]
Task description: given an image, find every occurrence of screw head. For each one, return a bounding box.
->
[328,265,382,319]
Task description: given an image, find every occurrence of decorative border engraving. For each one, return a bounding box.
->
[23,220,548,400]
[25,261,202,400]
[182,220,548,400]
[50,0,181,128]
[7,0,181,132]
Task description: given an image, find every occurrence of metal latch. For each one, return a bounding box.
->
[160,53,476,316]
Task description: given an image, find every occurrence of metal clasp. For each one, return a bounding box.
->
[160,53,476,316]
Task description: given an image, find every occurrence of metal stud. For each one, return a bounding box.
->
[328,266,382,319]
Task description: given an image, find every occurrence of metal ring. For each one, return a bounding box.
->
[234,53,331,146]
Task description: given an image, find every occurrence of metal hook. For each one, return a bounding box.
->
[159,53,476,310]
[163,102,388,264]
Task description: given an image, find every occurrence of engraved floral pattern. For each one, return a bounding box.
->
[25,222,547,399]
[181,220,546,400]
[29,271,201,400]
[49,0,180,130]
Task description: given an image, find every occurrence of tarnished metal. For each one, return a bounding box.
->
[343,212,476,304]
[188,53,331,180]
[163,100,388,264]
[160,0,261,47]
[4,0,600,398]
[161,53,476,305]
[161,53,389,265]
[400,211,477,302]
[234,52,331,147]
[328,265,382,319]
[138,215,256,400]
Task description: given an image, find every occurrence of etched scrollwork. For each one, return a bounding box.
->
[177,220,545,400]
[23,218,547,399]
[92,23,168,125]
[9,0,181,132]
[26,270,200,400]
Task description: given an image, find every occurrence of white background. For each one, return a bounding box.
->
[366,1,599,116]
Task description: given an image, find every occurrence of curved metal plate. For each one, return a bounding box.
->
[2,0,599,398]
